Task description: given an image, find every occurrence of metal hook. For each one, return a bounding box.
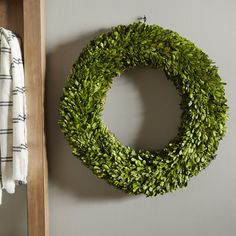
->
[137,15,147,23]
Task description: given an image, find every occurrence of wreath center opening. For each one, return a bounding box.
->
[102,67,182,151]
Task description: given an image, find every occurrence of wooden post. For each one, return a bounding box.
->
[0,0,48,235]
[23,0,49,236]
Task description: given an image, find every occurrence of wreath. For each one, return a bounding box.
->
[60,22,228,196]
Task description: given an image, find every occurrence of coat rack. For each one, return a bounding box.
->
[0,0,48,235]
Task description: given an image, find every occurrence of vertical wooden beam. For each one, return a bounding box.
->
[23,0,49,236]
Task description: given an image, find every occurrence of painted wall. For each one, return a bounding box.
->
[45,0,236,235]
[1,0,236,235]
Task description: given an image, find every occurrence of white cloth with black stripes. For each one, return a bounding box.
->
[0,27,28,204]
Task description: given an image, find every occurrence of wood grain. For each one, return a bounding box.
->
[0,0,49,235]
[0,0,23,37]
[23,0,49,236]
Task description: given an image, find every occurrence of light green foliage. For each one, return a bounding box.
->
[59,23,228,196]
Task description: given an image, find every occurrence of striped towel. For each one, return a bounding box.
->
[0,27,28,204]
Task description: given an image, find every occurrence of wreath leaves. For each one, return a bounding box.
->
[60,22,228,196]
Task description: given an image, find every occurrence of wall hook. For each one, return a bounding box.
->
[137,15,147,23]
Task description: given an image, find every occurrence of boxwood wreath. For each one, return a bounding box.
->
[60,22,228,196]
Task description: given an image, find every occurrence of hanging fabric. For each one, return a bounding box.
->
[0,27,28,204]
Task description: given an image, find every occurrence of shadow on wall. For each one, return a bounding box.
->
[45,30,181,200]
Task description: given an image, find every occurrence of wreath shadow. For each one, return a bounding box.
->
[45,30,181,200]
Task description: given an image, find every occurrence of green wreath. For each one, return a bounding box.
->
[60,22,228,196]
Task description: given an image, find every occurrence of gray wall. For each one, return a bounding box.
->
[45,0,236,235]
[1,0,236,235]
